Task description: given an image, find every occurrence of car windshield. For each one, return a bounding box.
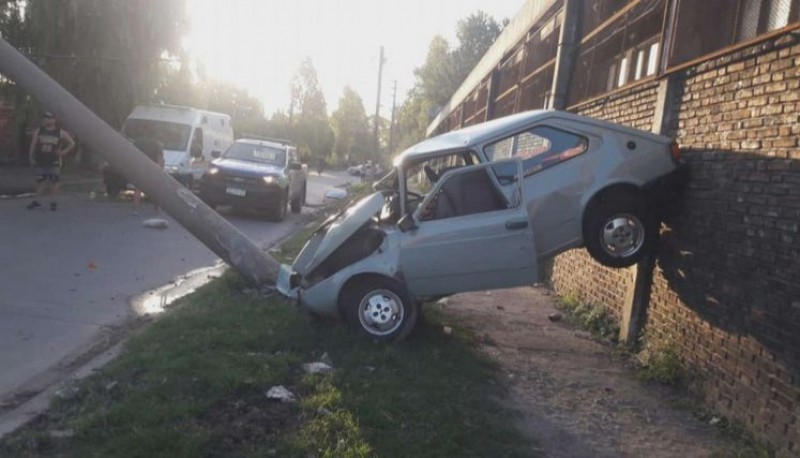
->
[224,143,286,166]
[122,119,191,152]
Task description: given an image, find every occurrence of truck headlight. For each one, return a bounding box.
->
[263,175,276,184]
[208,167,219,175]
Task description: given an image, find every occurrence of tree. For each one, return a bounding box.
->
[289,57,333,161]
[452,12,502,83]
[394,11,502,154]
[330,86,370,165]
[24,0,187,127]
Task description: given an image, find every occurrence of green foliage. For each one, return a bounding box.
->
[636,335,686,387]
[0,210,535,458]
[394,11,503,154]
[556,293,620,342]
[289,57,334,160]
[331,86,371,165]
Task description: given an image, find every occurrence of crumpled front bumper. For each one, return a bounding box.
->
[276,264,299,301]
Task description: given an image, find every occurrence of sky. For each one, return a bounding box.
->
[185,0,526,118]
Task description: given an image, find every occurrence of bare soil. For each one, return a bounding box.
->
[439,286,731,458]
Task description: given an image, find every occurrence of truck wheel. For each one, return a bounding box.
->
[271,192,287,222]
[340,277,418,342]
[290,186,303,213]
[584,195,655,268]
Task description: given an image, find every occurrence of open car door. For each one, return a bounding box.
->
[399,158,538,297]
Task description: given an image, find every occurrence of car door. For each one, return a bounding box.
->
[399,158,537,297]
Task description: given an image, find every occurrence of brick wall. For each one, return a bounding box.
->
[647,37,800,451]
[550,81,660,320]
[550,36,800,451]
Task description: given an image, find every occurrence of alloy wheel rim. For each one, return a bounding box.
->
[600,213,645,258]
[358,289,404,336]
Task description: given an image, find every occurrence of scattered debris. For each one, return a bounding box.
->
[320,352,333,366]
[53,384,80,401]
[142,218,169,229]
[496,305,505,310]
[709,416,722,426]
[572,330,593,340]
[363,366,376,373]
[479,333,497,346]
[443,326,453,335]
[548,313,563,322]
[437,297,450,306]
[265,386,296,403]
[317,406,333,416]
[49,429,74,439]
[302,362,333,374]
[323,188,348,203]
[87,262,98,269]
[105,381,118,391]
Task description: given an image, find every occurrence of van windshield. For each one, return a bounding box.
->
[224,143,286,166]
[123,119,192,152]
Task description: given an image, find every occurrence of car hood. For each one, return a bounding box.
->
[294,192,385,276]
[213,158,284,177]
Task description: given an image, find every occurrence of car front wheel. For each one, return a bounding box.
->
[340,277,418,342]
[271,192,287,222]
[584,196,654,268]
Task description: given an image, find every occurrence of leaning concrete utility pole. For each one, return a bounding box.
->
[372,45,385,161]
[0,38,279,286]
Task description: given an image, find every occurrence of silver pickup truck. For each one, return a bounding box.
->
[279,110,687,340]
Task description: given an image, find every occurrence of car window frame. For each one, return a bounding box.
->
[482,124,589,178]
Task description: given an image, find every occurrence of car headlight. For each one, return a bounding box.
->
[166,165,180,173]
[208,167,219,175]
[262,175,276,184]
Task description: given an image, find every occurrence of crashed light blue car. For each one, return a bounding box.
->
[278,110,687,341]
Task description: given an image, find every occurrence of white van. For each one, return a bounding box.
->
[121,105,234,187]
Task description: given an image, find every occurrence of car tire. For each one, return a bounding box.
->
[340,277,418,342]
[271,192,287,222]
[584,195,655,268]
[290,186,303,213]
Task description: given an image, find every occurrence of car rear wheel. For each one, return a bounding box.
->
[584,196,654,268]
[271,192,287,222]
[340,277,418,342]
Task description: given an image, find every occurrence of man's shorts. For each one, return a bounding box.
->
[35,166,60,183]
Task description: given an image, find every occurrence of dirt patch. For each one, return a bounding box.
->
[439,286,730,458]
[193,391,299,455]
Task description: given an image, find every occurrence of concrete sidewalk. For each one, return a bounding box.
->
[0,166,101,197]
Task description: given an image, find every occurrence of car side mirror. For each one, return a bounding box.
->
[211,150,221,159]
[398,214,418,232]
[288,162,303,171]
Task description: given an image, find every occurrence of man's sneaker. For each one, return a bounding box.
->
[26,200,41,210]
[50,202,58,211]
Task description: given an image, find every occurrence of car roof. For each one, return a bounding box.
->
[235,138,289,149]
[394,109,669,164]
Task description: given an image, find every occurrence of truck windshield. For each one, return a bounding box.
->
[122,119,191,152]
[224,143,286,166]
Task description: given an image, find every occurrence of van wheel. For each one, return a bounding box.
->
[271,192,287,222]
[340,277,417,342]
[584,195,654,268]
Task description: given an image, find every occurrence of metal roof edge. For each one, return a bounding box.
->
[426,0,558,137]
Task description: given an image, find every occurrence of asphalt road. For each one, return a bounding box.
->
[0,170,353,405]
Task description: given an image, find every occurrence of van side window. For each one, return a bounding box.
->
[484,126,588,176]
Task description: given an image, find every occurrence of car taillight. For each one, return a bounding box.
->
[669,142,682,162]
